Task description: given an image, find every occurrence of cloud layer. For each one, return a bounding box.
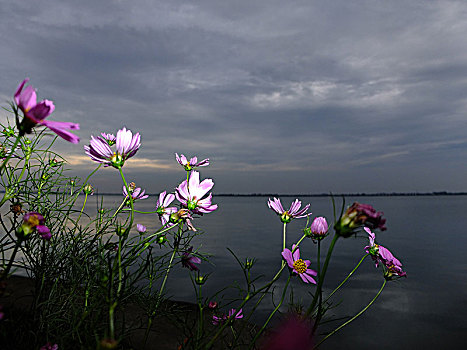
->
[1,0,466,193]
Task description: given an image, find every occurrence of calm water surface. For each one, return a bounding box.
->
[85,195,467,349]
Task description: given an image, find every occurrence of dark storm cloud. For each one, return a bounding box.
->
[0,0,466,193]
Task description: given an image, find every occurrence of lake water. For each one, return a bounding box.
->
[63,195,467,348]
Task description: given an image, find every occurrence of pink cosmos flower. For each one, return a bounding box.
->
[364,227,406,279]
[268,198,311,223]
[155,191,178,226]
[14,79,79,143]
[84,127,141,168]
[310,217,328,236]
[136,224,146,234]
[175,171,217,214]
[181,247,201,271]
[18,212,51,240]
[100,132,116,145]
[336,202,386,237]
[175,153,209,171]
[122,184,149,201]
[212,308,243,325]
[260,315,314,350]
[282,245,317,284]
[40,343,58,350]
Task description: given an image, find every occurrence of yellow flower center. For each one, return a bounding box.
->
[28,215,40,227]
[293,259,307,274]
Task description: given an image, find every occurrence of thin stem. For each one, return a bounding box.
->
[112,198,127,218]
[306,233,339,318]
[282,222,287,251]
[76,192,88,225]
[248,275,292,349]
[314,279,387,349]
[325,254,369,303]
[144,223,182,344]
[1,238,21,281]
[0,134,21,173]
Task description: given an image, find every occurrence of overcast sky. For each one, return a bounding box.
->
[1,0,466,194]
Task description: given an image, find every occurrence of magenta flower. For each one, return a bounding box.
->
[136,224,146,234]
[335,202,387,237]
[101,132,116,145]
[364,227,406,279]
[310,217,328,237]
[123,184,148,201]
[282,245,317,284]
[181,247,201,271]
[40,343,58,350]
[227,308,243,320]
[14,79,79,143]
[175,171,217,214]
[155,191,178,226]
[176,153,209,171]
[260,315,314,350]
[17,212,51,240]
[169,209,197,231]
[268,198,311,223]
[84,127,141,168]
[212,308,243,325]
[208,301,218,309]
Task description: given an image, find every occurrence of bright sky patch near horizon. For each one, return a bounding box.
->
[1,0,466,194]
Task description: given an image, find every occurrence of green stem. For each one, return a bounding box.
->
[144,223,182,344]
[118,166,134,227]
[282,222,287,251]
[306,233,339,318]
[1,238,21,281]
[248,276,292,349]
[314,279,387,349]
[324,254,369,303]
[76,192,88,225]
[0,145,29,207]
[196,283,204,346]
[0,134,21,173]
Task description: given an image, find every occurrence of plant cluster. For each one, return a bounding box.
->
[0,79,406,350]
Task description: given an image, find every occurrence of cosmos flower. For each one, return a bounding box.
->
[364,227,406,279]
[268,198,311,223]
[14,79,79,143]
[259,315,314,350]
[175,153,209,171]
[39,343,58,350]
[101,132,116,146]
[155,191,178,226]
[170,209,197,231]
[335,202,386,237]
[136,224,146,234]
[181,247,201,271]
[308,216,329,239]
[122,184,148,201]
[282,245,317,284]
[17,212,51,240]
[175,171,217,214]
[212,308,243,325]
[84,127,141,168]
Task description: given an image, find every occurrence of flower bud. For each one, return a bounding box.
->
[245,258,255,270]
[335,202,386,238]
[83,184,94,195]
[2,127,15,137]
[156,235,168,246]
[195,274,207,285]
[306,217,329,241]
